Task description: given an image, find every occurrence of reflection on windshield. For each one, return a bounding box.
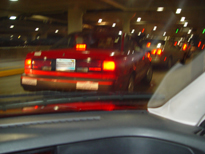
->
[148,50,205,108]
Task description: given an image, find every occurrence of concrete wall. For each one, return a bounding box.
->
[0,46,51,60]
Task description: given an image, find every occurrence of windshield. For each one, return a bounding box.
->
[0,0,205,119]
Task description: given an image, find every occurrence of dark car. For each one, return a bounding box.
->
[143,39,185,68]
[21,30,152,92]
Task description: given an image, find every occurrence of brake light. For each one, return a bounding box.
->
[182,44,187,51]
[103,61,115,71]
[25,59,32,69]
[198,41,201,48]
[156,49,162,55]
[174,41,177,46]
[146,42,151,48]
[151,49,157,54]
[76,44,86,51]
[202,45,205,50]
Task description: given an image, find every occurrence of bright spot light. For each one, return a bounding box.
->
[176,8,182,14]
[112,23,116,27]
[180,17,185,22]
[138,32,141,36]
[147,34,149,38]
[55,29,59,33]
[18,35,21,39]
[188,29,192,34]
[131,29,135,33]
[163,32,166,36]
[164,36,168,41]
[98,19,102,23]
[153,26,157,31]
[10,35,13,38]
[37,36,40,39]
[9,16,16,20]
[184,22,188,27]
[35,27,39,31]
[157,7,164,12]
[10,0,18,1]
[137,17,141,22]
[157,43,161,48]
[118,31,122,35]
[10,25,14,28]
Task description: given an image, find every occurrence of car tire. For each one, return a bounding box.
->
[142,66,153,84]
[127,75,135,92]
[166,57,173,69]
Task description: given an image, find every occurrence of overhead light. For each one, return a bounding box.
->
[10,0,18,1]
[18,35,21,39]
[37,36,40,40]
[147,34,149,38]
[153,26,157,31]
[10,35,13,38]
[131,29,135,33]
[10,25,14,28]
[138,32,141,36]
[176,8,182,14]
[137,17,141,22]
[112,23,116,27]
[98,19,102,23]
[55,29,59,33]
[184,22,188,27]
[164,36,168,41]
[188,29,192,34]
[118,31,122,35]
[180,17,185,22]
[35,27,39,31]
[163,32,166,36]
[9,16,16,20]
[157,7,164,12]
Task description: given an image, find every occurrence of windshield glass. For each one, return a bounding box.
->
[0,0,205,118]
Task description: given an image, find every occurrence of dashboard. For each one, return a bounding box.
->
[0,110,204,154]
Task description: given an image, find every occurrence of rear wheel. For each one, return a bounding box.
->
[127,75,135,92]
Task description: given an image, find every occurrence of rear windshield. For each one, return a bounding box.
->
[51,32,122,50]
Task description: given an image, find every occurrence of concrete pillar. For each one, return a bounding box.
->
[67,8,84,34]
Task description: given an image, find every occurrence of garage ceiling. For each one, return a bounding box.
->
[0,0,205,39]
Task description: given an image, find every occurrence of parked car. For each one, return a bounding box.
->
[21,30,152,92]
[143,39,185,68]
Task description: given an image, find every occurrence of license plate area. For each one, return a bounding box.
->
[56,59,76,71]
[76,81,99,90]
[22,78,37,86]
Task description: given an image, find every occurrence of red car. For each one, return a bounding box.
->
[21,30,152,92]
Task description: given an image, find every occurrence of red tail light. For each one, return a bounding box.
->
[103,61,115,71]
[156,49,162,55]
[151,49,157,54]
[25,59,32,69]
[174,41,177,46]
[146,42,151,48]
[89,67,102,71]
[198,41,201,48]
[76,44,86,51]
[182,44,187,51]
[202,45,205,50]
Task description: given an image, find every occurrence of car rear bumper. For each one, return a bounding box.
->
[151,56,166,66]
[21,74,115,91]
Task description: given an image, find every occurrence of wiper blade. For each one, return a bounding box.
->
[0,93,153,111]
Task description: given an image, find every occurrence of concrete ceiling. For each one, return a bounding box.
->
[0,0,205,39]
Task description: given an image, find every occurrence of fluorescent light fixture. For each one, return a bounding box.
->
[164,36,168,41]
[188,29,192,34]
[157,7,164,12]
[131,29,135,33]
[55,29,59,33]
[10,25,14,28]
[184,22,188,27]
[137,17,141,22]
[147,34,149,38]
[35,27,39,31]
[10,35,13,38]
[18,35,21,39]
[37,36,40,39]
[138,32,141,36]
[98,19,102,23]
[163,32,166,36]
[112,23,116,27]
[180,17,185,22]
[9,16,16,20]
[118,31,122,35]
[153,26,157,31]
[176,8,182,14]
[10,0,18,1]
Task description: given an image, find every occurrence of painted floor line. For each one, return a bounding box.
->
[0,68,24,77]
